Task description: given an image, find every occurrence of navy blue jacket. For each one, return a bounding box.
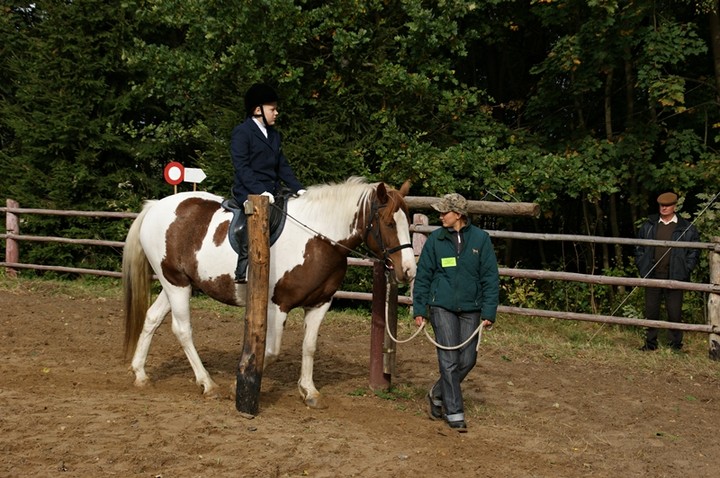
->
[230,118,303,204]
[635,214,700,281]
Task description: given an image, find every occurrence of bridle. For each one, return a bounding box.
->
[363,200,413,269]
[269,188,413,267]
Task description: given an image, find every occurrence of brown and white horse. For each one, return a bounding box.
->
[122,177,416,408]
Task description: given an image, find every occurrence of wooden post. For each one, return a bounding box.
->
[410,213,428,301]
[236,194,270,415]
[383,276,398,376]
[709,237,720,361]
[5,199,19,278]
[369,261,390,390]
[412,213,429,255]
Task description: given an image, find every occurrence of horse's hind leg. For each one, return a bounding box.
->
[298,302,332,409]
[130,290,171,387]
[166,286,219,397]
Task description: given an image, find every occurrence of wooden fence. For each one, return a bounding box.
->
[2,198,720,359]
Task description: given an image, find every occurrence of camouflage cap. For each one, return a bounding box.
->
[431,193,468,215]
[657,192,678,206]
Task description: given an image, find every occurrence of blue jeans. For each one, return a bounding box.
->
[428,306,481,423]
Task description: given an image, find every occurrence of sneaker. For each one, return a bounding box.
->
[447,420,467,433]
[426,393,442,421]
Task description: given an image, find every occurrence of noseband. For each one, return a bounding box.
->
[363,200,413,269]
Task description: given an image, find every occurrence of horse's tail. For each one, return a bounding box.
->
[122,202,154,359]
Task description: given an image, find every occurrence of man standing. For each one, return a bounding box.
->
[635,192,700,351]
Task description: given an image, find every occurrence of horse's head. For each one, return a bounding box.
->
[364,180,417,284]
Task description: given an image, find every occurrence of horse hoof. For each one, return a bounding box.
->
[304,395,327,409]
[133,376,151,388]
[201,381,220,399]
[202,388,220,399]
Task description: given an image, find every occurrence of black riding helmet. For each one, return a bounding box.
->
[244,83,278,125]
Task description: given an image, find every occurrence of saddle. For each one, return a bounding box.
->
[221,190,291,254]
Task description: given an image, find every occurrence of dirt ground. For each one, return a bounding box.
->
[1,284,719,478]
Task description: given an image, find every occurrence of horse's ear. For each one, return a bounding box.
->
[399,179,411,197]
[376,182,389,204]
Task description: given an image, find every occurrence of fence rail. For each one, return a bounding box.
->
[3,198,720,359]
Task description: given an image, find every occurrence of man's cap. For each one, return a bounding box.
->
[244,83,278,117]
[657,192,678,206]
[431,193,468,216]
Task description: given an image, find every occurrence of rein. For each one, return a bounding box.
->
[270,194,411,266]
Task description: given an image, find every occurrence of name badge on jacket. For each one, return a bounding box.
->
[441,257,457,268]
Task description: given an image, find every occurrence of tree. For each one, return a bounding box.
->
[0,0,158,272]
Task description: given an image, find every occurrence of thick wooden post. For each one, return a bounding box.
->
[370,261,390,390]
[383,276,398,377]
[236,195,270,415]
[709,237,720,361]
[5,199,19,278]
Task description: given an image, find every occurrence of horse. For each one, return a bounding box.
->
[122,177,416,408]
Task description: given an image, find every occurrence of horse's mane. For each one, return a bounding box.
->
[294,177,379,232]
[301,176,378,209]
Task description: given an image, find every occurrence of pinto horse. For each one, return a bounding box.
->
[122,177,416,408]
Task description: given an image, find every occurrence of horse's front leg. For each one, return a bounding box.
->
[298,302,332,409]
[130,291,171,387]
[263,306,287,369]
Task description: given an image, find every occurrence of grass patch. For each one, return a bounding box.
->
[2,275,718,381]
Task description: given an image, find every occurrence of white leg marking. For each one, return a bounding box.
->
[166,286,218,396]
[131,291,171,387]
[264,304,287,369]
[298,302,332,408]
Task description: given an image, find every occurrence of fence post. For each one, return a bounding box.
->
[369,261,390,390]
[383,277,398,377]
[412,213,429,254]
[709,237,720,361]
[236,194,270,415]
[410,213,428,300]
[5,199,19,278]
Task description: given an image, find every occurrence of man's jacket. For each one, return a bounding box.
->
[635,214,700,281]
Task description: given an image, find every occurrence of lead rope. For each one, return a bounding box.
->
[383,271,489,352]
[383,316,487,352]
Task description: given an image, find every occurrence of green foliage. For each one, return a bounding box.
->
[0,0,718,322]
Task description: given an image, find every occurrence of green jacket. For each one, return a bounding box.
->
[412,223,499,321]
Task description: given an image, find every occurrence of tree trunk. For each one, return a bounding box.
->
[709,1,720,103]
[604,68,614,140]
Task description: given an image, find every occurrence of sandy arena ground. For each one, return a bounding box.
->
[1,284,719,477]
